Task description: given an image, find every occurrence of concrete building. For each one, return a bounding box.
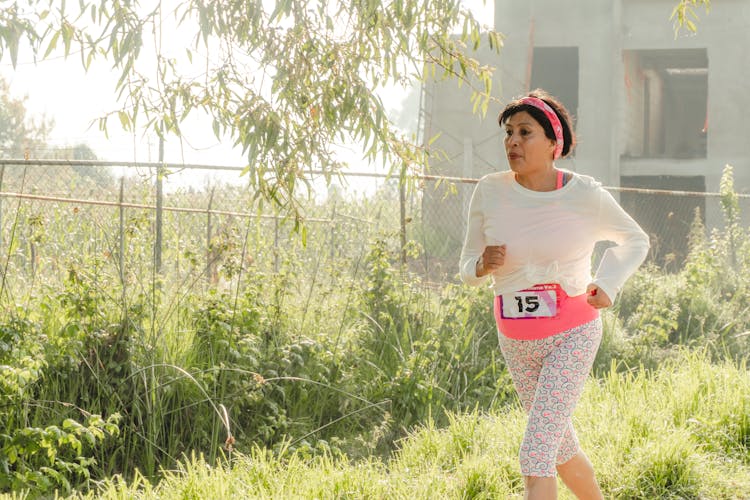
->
[422,0,749,266]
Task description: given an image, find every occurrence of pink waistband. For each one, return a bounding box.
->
[493,284,599,340]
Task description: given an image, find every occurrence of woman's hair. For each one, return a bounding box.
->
[498,89,576,158]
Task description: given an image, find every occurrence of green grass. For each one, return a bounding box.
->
[16,349,742,500]
[1,166,749,498]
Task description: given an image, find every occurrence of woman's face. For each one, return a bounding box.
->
[503,111,556,174]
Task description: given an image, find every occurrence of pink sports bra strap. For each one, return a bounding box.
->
[556,169,564,190]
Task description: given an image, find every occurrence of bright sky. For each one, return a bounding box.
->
[1,0,494,195]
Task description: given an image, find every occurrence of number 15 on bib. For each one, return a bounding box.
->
[500,284,560,319]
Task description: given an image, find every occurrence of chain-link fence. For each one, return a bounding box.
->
[0,159,747,297]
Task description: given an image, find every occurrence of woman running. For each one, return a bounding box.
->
[459,89,650,500]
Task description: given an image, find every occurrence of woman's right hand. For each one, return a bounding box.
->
[476,244,506,277]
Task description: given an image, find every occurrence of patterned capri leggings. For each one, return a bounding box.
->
[497,318,603,477]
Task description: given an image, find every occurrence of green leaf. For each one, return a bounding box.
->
[43,30,60,58]
[7,29,19,69]
[61,22,73,55]
[117,110,130,130]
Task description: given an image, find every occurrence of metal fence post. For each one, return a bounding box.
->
[155,137,164,273]
[0,165,4,250]
[119,176,126,306]
[399,166,407,265]
[330,203,336,259]
[206,187,215,282]
[274,215,279,273]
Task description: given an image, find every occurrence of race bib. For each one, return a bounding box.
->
[500,284,560,319]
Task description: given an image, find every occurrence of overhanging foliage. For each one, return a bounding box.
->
[0,0,503,223]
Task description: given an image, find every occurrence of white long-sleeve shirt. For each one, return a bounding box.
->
[459,170,650,301]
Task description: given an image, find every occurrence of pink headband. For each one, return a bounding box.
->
[521,96,564,160]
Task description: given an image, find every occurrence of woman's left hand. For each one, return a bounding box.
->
[586,284,612,309]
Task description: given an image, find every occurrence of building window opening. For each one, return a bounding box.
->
[623,49,708,159]
[530,47,579,120]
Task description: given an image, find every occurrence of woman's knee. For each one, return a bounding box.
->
[556,452,595,478]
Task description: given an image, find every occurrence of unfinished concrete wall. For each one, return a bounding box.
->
[422,0,750,254]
